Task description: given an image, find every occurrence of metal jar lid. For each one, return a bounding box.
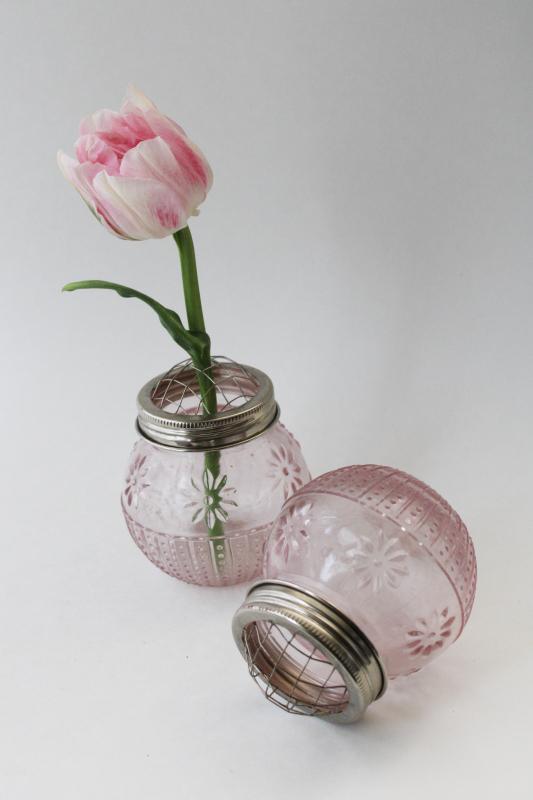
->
[232,581,386,723]
[136,356,279,451]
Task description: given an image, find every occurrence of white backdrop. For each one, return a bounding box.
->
[2,1,532,798]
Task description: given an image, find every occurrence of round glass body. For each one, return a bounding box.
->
[122,421,310,586]
[264,465,476,678]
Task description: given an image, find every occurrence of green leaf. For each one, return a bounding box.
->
[62,279,206,359]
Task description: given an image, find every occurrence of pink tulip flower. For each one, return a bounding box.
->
[58,86,213,240]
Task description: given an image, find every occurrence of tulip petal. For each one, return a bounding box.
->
[58,151,96,209]
[120,137,205,217]
[121,84,157,114]
[121,112,154,141]
[79,109,124,136]
[120,137,180,185]
[145,111,213,193]
[92,172,185,239]
[75,134,120,173]
[79,109,141,155]
[58,152,130,237]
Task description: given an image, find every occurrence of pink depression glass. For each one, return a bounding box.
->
[233,464,477,722]
[121,358,310,587]
[265,465,477,676]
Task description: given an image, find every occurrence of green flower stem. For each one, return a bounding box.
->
[173,228,225,547]
[173,226,205,333]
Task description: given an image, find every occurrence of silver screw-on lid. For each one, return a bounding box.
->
[232,581,386,723]
[136,356,279,451]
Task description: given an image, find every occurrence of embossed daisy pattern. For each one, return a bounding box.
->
[272,500,313,564]
[124,454,150,508]
[267,443,305,500]
[337,526,409,592]
[185,469,238,529]
[406,607,456,657]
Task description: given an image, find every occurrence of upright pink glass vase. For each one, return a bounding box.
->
[233,465,477,722]
[122,357,310,587]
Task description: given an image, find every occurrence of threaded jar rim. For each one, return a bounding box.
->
[136,357,279,451]
[232,580,386,723]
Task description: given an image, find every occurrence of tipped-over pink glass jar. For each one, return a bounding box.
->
[232,464,477,722]
[121,357,310,587]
